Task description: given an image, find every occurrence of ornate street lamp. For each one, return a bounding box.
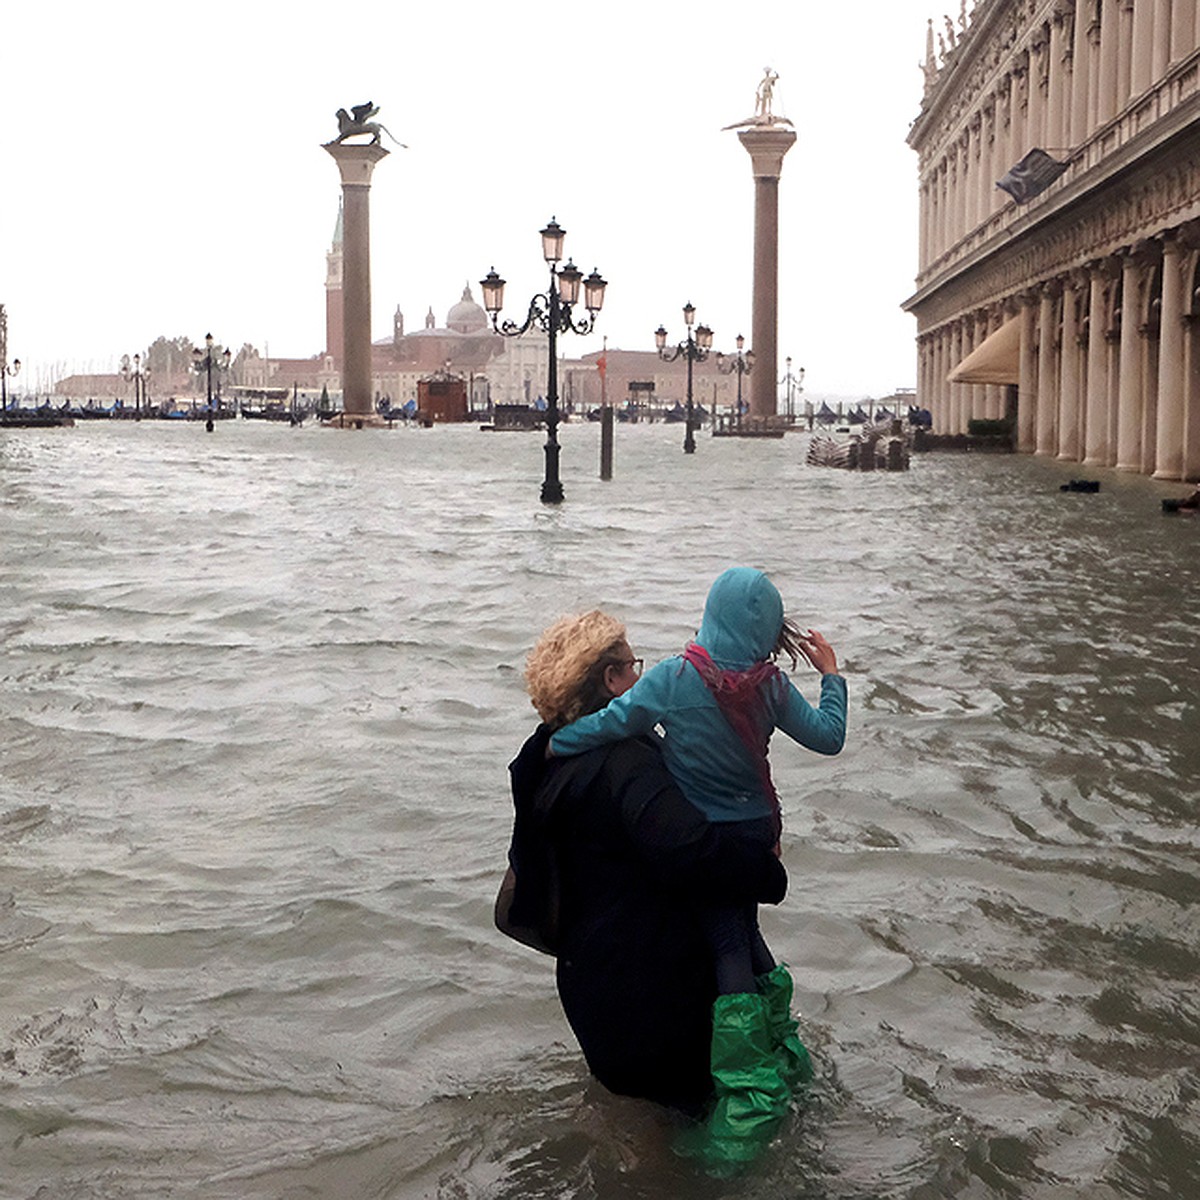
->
[0,305,18,413]
[779,356,805,424]
[0,357,20,413]
[192,333,231,433]
[656,302,713,454]
[716,333,754,430]
[482,218,606,504]
[120,353,151,417]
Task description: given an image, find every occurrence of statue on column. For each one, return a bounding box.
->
[755,68,779,119]
[723,69,793,130]
[332,101,406,147]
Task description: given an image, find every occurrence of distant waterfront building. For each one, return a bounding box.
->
[322,206,549,410]
[904,0,1200,480]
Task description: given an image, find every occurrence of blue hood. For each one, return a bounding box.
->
[694,567,783,669]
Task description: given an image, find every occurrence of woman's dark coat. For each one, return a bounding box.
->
[505,725,787,1111]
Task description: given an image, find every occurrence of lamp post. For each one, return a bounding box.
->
[120,353,150,417]
[192,333,231,433]
[656,303,712,454]
[716,333,754,431]
[0,306,18,413]
[779,356,805,425]
[481,218,607,504]
[0,357,19,413]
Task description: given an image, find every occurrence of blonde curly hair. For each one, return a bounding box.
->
[525,610,628,728]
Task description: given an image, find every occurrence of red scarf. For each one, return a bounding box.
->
[681,641,783,828]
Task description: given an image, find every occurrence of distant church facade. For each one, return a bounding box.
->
[905,0,1200,480]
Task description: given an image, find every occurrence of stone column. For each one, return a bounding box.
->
[1147,231,1185,475]
[1071,0,1093,145]
[1153,0,1172,76]
[1018,295,1039,453]
[1184,253,1200,480]
[935,327,948,430]
[323,141,389,420]
[1098,0,1121,123]
[1036,285,1060,455]
[948,324,961,432]
[1084,263,1112,464]
[1116,251,1147,470]
[1117,1,1135,103]
[1058,275,1084,461]
[1029,34,1048,149]
[1131,0,1155,96]
[738,127,796,419]
[1171,0,1195,62]
[986,307,1005,419]
[1046,15,1067,152]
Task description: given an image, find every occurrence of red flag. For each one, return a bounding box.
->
[596,353,607,380]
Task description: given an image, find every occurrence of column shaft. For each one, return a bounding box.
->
[1018,298,1039,452]
[1116,255,1146,470]
[1153,0,1172,76]
[1084,268,1111,464]
[1036,289,1059,455]
[1171,0,1196,61]
[1058,283,1083,459]
[1131,0,1156,96]
[1098,0,1121,123]
[738,128,795,420]
[1071,1,1093,145]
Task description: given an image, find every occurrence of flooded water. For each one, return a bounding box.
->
[1,418,1197,1199]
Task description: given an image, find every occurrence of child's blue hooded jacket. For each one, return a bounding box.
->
[549,568,847,823]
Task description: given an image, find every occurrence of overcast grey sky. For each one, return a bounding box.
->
[3,1,941,398]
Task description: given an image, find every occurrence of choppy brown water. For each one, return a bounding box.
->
[1,419,1197,1199]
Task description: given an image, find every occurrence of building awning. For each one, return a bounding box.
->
[947,318,1021,385]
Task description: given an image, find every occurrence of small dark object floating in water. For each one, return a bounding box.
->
[1060,480,1100,493]
[1163,496,1199,514]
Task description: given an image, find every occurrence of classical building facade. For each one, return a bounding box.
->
[904,0,1200,480]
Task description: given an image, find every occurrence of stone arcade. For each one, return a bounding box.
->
[905,0,1200,480]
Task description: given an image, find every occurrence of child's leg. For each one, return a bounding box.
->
[747,904,776,978]
[698,905,757,996]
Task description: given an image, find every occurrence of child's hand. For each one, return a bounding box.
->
[797,629,839,675]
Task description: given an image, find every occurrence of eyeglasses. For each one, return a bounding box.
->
[622,657,644,677]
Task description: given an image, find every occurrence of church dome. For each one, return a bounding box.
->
[447,284,489,335]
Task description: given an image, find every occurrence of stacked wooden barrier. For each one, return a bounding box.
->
[806,420,911,472]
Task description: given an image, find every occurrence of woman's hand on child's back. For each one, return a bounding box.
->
[797,629,839,676]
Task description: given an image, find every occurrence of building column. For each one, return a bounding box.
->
[1018,295,1039,452]
[1098,0,1121,123]
[1140,303,1161,474]
[987,307,1006,418]
[1147,231,1185,475]
[1171,0,1195,62]
[1071,0,1093,145]
[738,127,796,419]
[1037,285,1060,455]
[930,329,944,430]
[1118,0,1136,104]
[1029,34,1048,148]
[1184,252,1200,480]
[1130,0,1155,97]
[1153,0,1173,76]
[1046,13,1067,152]
[1116,251,1148,470]
[939,325,952,431]
[1058,275,1084,460]
[1084,262,1112,464]
[950,319,960,432]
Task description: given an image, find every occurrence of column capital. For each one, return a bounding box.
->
[736,127,797,178]
[323,141,390,187]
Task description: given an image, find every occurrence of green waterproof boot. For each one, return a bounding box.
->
[675,991,791,1177]
[757,963,815,1089]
